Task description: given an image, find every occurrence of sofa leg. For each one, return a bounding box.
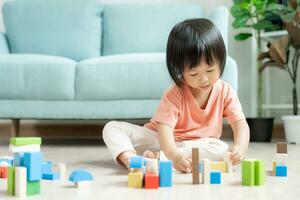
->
[12,119,20,137]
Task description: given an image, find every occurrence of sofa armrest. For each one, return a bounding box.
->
[208,6,228,49]
[0,32,10,54]
[221,56,238,92]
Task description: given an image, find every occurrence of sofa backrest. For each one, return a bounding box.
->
[102,3,204,56]
[2,0,103,61]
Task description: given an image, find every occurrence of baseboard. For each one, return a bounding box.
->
[0,120,285,140]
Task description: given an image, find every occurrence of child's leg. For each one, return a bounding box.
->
[102,121,160,168]
[178,138,229,161]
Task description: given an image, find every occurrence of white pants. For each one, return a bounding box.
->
[102,121,229,165]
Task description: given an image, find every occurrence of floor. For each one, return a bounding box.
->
[0,140,299,200]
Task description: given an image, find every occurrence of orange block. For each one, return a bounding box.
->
[0,166,8,179]
[145,173,159,189]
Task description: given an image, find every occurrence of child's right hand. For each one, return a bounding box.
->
[169,151,192,173]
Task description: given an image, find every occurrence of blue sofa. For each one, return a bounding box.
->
[0,0,238,135]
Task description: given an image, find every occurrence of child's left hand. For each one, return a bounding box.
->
[230,144,245,165]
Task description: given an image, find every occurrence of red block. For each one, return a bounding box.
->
[145,173,159,189]
[0,166,8,179]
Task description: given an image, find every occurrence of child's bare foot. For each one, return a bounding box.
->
[117,150,136,170]
[143,150,160,159]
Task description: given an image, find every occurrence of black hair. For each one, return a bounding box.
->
[166,18,226,86]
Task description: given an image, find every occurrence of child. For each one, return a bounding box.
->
[103,18,249,173]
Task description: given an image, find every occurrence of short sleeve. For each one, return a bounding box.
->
[223,85,245,124]
[151,86,183,128]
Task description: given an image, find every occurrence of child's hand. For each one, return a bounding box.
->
[169,151,192,173]
[230,144,245,165]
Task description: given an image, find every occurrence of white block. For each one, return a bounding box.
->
[202,159,210,184]
[0,161,10,167]
[9,144,40,153]
[76,181,91,188]
[275,153,288,165]
[223,152,233,173]
[145,158,158,174]
[15,167,27,198]
[57,163,66,184]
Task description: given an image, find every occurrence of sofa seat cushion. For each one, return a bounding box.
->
[76,53,172,100]
[0,54,76,100]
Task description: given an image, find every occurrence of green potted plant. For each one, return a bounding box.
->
[231,0,281,142]
[259,0,300,143]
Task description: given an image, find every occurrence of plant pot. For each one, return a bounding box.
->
[246,118,274,142]
[282,115,300,144]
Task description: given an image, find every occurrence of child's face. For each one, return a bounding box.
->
[183,60,220,93]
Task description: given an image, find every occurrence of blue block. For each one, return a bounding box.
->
[210,171,221,184]
[13,153,24,166]
[159,160,172,187]
[198,162,202,173]
[129,156,145,169]
[42,161,52,173]
[275,165,287,177]
[0,158,13,166]
[69,170,93,182]
[42,172,60,180]
[23,152,43,181]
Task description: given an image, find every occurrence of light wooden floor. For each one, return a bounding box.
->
[0,140,299,200]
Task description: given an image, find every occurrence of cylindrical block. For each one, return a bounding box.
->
[255,160,265,185]
[242,159,255,186]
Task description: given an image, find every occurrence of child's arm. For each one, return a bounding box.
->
[230,119,250,165]
[157,122,192,173]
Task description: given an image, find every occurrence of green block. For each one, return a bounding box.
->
[255,160,265,185]
[27,181,40,196]
[242,159,255,186]
[7,166,15,195]
[10,137,42,146]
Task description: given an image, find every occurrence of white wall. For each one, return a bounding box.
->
[0,0,297,120]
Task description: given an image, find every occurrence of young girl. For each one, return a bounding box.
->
[103,18,250,173]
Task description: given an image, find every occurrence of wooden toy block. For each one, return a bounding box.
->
[146,158,158,174]
[210,171,221,184]
[42,161,52,173]
[15,167,27,198]
[130,156,145,169]
[210,161,227,173]
[9,144,41,153]
[192,148,200,184]
[145,173,159,189]
[254,160,265,185]
[42,172,60,180]
[159,160,172,187]
[56,163,66,184]
[23,152,43,181]
[223,152,233,173]
[13,152,24,166]
[0,166,8,178]
[69,170,93,187]
[27,181,40,196]
[0,157,13,166]
[128,171,143,188]
[242,159,255,186]
[202,159,210,184]
[277,142,287,154]
[272,161,276,176]
[275,165,287,177]
[7,166,15,195]
[10,137,42,146]
[76,181,91,188]
[275,153,288,165]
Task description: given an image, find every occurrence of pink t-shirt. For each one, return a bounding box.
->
[144,79,245,141]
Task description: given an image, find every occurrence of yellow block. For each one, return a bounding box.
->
[272,161,276,176]
[210,161,227,173]
[128,171,143,188]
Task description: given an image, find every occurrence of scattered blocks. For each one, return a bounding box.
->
[277,142,287,154]
[23,152,43,181]
[42,161,52,173]
[130,156,145,169]
[10,137,42,146]
[210,171,221,184]
[0,166,8,179]
[210,161,227,173]
[128,171,143,188]
[145,158,158,174]
[0,157,13,166]
[159,160,172,187]
[69,170,93,188]
[27,181,40,196]
[242,159,265,186]
[13,153,24,166]
[275,165,287,177]
[275,153,288,165]
[192,148,200,184]
[145,173,159,189]
[15,167,27,198]
[42,172,60,180]
[7,166,15,195]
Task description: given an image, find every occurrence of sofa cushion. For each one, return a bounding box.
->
[0,54,76,100]
[2,0,103,61]
[102,3,203,55]
[76,53,172,100]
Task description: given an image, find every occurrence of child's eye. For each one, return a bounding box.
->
[207,69,215,73]
[190,73,198,76]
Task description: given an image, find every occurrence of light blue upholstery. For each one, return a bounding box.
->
[2,0,103,61]
[0,54,76,100]
[0,32,9,54]
[102,3,204,55]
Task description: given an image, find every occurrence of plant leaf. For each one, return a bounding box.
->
[253,20,275,30]
[232,15,250,28]
[230,4,249,18]
[234,33,253,41]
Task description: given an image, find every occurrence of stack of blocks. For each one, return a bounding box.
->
[8,137,43,197]
[128,155,172,189]
[241,159,265,186]
[274,142,288,177]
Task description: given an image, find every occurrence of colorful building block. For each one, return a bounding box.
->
[275,165,287,177]
[223,152,233,172]
[242,159,255,186]
[254,160,265,185]
[128,171,143,188]
[272,161,276,175]
[9,144,41,153]
[56,163,66,184]
[23,152,43,181]
[0,157,13,166]
[210,171,221,184]
[69,170,93,188]
[210,161,227,173]
[277,142,287,154]
[42,172,60,180]
[15,167,27,198]
[145,173,159,189]
[159,160,172,187]
[192,148,200,184]
[14,153,24,166]
[202,159,210,184]
[42,161,52,173]
[146,159,158,174]
[7,166,15,195]
[130,156,145,169]
[10,137,42,146]
[27,181,40,195]
[275,153,288,165]
[0,166,8,178]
